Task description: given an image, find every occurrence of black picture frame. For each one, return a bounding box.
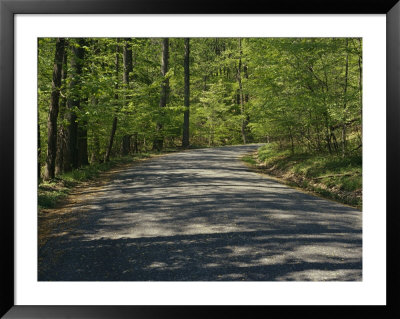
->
[1,0,399,318]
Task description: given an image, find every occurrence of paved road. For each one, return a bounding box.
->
[39,144,362,281]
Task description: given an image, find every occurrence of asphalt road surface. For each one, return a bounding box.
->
[39,144,362,281]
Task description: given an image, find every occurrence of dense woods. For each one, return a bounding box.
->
[38,38,362,181]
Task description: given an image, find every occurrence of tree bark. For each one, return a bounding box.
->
[77,118,89,167]
[342,39,349,157]
[55,46,68,175]
[358,38,363,142]
[76,39,88,167]
[325,112,332,155]
[237,38,247,144]
[244,65,249,103]
[44,38,65,180]
[182,38,190,148]
[133,132,139,153]
[121,38,134,156]
[105,117,118,161]
[153,38,169,151]
[64,38,85,171]
[121,135,132,155]
[123,39,132,85]
[105,39,120,162]
[38,121,41,181]
[91,133,101,163]
[289,127,295,155]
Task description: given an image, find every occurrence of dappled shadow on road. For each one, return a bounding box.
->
[39,227,361,281]
[38,145,362,281]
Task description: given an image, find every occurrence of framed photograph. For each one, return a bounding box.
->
[1,0,398,318]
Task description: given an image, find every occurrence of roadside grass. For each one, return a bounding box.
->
[243,143,362,209]
[241,154,257,166]
[38,152,154,210]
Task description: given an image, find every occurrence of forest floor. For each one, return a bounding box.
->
[38,144,362,281]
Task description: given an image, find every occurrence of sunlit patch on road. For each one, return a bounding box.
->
[38,145,362,281]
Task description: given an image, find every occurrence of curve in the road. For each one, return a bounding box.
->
[39,144,362,281]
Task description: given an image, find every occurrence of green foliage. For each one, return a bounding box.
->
[38,181,70,209]
[247,38,362,154]
[38,37,362,187]
[241,154,257,166]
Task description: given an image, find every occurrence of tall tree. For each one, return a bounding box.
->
[76,38,89,167]
[87,39,101,164]
[38,119,41,180]
[38,37,363,178]
[182,38,190,148]
[237,38,247,144]
[153,38,169,151]
[44,38,65,180]
[341,38,349,157]
[357,38,363,145]
[77,116,89,166]
[105,39,120,162]
[121,38,134,156]
[64,38,86,171]
[55,45,68,174]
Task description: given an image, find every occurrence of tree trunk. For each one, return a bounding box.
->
[55,47,68,175]
[133,132,139,153]
[75,39,88,167]
[123,39,132,85]
[324,112,332,154]
[121,134,131,155]
[44,38,65,180]
[121,39,134,155]
[331,131,339,153]
[342,39,349,157]
[77,119,89,166]
[64,38,85,171]
[153,38,169,151]
[237,38,247,144]
[244,65,249,103]
[105,39,120,162]
[91,133,100,163]
[38,121,41,181]
[182,38,190,148]
[64,109,78,171]
[105,117,118,161]
[289,127,295,155]
[358,38,363,142]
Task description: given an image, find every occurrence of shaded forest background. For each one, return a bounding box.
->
[38,37,362,182]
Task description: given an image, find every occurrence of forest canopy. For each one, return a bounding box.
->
[38,37,362,181]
